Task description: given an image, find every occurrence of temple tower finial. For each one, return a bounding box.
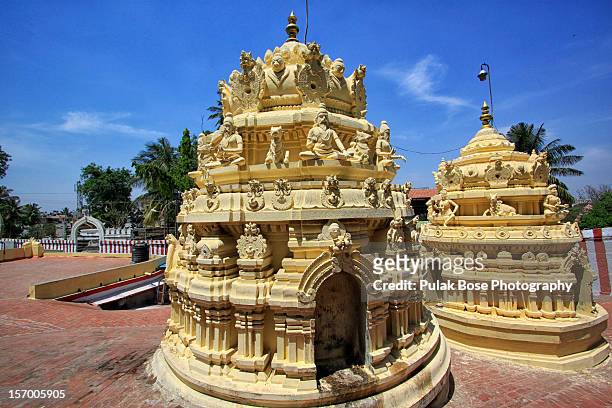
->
[480,100,493,128]
[285,11,299,42]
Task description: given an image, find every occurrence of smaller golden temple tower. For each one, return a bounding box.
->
[421,102,609,370]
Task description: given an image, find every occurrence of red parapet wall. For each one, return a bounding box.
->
[582,228,612,296]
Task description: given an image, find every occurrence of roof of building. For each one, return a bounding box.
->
[409,188,437,199]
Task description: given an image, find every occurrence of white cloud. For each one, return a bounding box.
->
[57,111,166,138]
[378,55,469,109]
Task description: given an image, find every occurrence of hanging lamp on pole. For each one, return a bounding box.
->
[478,62,494,121]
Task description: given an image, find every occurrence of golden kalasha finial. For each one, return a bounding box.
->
[480,100,493,128]
[285,11,299,42]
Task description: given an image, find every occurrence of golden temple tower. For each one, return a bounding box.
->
[421,101,609,370]
[153,13,451,407]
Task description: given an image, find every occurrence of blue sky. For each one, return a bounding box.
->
[1,1,611,210]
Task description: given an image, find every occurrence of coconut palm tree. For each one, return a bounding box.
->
[206,95,224,128]
[132,137,180,226]
[506,123,583,203]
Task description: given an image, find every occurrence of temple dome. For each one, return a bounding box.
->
[460,102,515,156]
[218,12,367,118]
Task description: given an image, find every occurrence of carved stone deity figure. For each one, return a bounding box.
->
[326,58,351,105]
[543,184,569,222]
[437,190,459,227]
[530,150,550,184]
[183,224,199,258]
[402,181,413,206]
[482,194,517,216]
[265,126,289,165]
[387,218,406,252]
[328,222,352,256]
[346,130,372,164]
[197,131,218,170]
[376,121,405,170]
[348,64,367,118]
[213,115,246,166]
[380,179,394,209]
[407,215,420,243]
[299,104,348,160]
[426,197,440,220]
[261,49,299,105]
[363,177,378,207]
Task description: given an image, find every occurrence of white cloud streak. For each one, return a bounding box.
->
[58,111,166,138]
[378,55,469,109]
[20,111,166,139]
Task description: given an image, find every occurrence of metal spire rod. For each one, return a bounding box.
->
[304,0,309,43]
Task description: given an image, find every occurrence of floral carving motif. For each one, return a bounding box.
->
[296,42,329,105]
[247,179,265,211]
[272,178,293,210]
[321,175,343,207]
[484,159,513,188]
[202,180,221,212]
[236,223,268,259]
[180,188,200,214]
[229,51,264,112]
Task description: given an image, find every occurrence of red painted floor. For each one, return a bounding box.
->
[0,257,610,407]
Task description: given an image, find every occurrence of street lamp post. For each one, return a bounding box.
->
[478,63,493,119]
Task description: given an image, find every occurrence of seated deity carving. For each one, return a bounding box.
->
[205,114,246,168]
[324,58,352,111]
[482,194,517,216]
[346,130,372,164]
[543,184,569,222]
[197,131,216,171]
[261,48,300,107]
[265,126,289,165]
[299,104,348,160]
[376,121,405,170]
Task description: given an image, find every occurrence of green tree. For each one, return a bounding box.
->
[579,192,612,229]
[0,186,22,237]
[60,207,72,239]
[79,163,134,228]
[506,123,583,204]
[207,95,224,128]
[19,203,41,227]
[0,145,10,179]
[132,137,179,226]
[172,128,198,192]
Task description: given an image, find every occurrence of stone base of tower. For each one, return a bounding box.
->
[430,303,609,371]
[150,320,451,408]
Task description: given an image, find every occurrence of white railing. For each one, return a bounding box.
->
[0,238,166,256]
